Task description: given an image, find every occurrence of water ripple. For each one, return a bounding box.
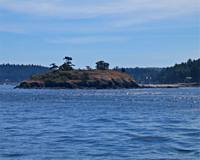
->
[0,85,200,160]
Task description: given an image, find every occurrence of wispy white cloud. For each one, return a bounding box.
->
[0,0,199,37]
[46,35,128,44]
[0,0,199,20]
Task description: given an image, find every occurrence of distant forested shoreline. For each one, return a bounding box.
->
[0,64,48,83]
[0,58,199,84]
[124,58,200,84]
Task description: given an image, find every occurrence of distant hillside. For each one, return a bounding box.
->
[124,58,200,84]
[123,67,162,84]
[0,64,48,83]
[158,59,200,83]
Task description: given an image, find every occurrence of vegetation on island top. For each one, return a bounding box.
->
[49,56,110,71]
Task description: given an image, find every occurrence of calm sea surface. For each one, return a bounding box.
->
[0,85,199,160]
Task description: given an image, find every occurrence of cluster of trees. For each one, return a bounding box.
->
[50,57,75,71]
[0,64,48,83]
[122,58,200,84]
[157,59,200,83]
[49,57,110,71]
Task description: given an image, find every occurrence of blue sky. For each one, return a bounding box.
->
[0,0,199,68]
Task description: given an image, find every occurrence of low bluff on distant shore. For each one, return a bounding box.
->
[16,69,140,89]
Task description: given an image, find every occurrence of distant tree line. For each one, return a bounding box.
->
[121,67,162,84]
[157,59,200,83]
[0,64,48,83]
[0,58,199,84]
[115,58,200,84]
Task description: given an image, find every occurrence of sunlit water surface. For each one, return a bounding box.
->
[0,85,200,160]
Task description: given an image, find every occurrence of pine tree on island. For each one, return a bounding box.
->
[49,63,58,70]
[59,56,75,71]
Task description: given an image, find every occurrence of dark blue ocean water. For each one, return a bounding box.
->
[0,85,199,160]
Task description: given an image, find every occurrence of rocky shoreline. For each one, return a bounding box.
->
[15,69,200,89]
[16,70,139,89]
[16,80,139,89]
[16,81,200,90]
[140,83,200,88]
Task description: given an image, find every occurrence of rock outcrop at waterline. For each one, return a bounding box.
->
[16,70,139,89]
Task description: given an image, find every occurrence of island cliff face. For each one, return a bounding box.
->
[16,70,139,89]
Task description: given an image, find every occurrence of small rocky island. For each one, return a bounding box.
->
[16,57,139,89]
